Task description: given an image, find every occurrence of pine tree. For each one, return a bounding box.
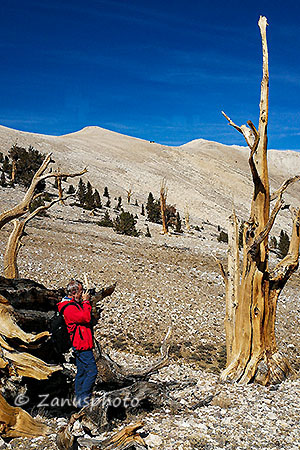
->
[116,196,122,210]
[0,152,3,163]
[145,225,151,237]
[8,145,44,187]
[2,156,10,174]
[135,199,139,206]
[146,192,161,223]
[103,186,110,198]
[67,184,76,194]
[85,181,95,210]
[98,210,113,227]
[77,178,86,207]
[114,211,139,236]
[0,171,6,187]
[278,230,290,259]
[105,198,111,208]
[141,204,145,216]
[217,231,229,243]
[93,189,102,208]
[175,212,183,233]
[270,236,278,249]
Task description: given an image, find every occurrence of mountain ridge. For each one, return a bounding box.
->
[0,124,299,232]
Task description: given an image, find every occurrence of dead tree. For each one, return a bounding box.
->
[218,16,300,385]
[184,204,190,232]
[56,167,65,205]
[160,179,168,234]
[0,152,87,278]
[126,187,133,204]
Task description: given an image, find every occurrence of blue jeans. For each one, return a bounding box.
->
[73,349,97,408]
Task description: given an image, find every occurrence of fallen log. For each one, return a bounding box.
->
[94,326,171,387]
[78,422,147,450]
[0,393,51,438]
[56,328,173,449]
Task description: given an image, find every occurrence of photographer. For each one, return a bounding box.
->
[57,279,97,409]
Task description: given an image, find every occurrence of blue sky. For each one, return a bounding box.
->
[1,0,300,149]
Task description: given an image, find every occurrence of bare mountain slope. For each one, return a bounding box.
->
[0,124,299,230]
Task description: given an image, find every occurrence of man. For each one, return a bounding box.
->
[58,279,98,408]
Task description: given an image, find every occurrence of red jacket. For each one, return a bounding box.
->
[57,297,94,351]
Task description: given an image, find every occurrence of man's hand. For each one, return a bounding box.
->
[82,292,91,302]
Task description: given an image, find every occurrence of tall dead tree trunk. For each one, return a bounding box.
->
[218,16,300,385]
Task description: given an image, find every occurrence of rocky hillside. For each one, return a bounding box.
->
[1,124,300,233]
[0,125,299,449]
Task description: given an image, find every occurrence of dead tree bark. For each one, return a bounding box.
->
[184,204,190,232]
[219,16,300,385]
[126,187,133,204]
[3,192,78,279]
[0,393,51,438]
[56,168,65,205]
[0,152,86,278]
[160,179,168,234]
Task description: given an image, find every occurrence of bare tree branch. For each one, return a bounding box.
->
[222,111,256,148]
[0,151,86,230]
[248,195,283,258]
[270,176,300,202]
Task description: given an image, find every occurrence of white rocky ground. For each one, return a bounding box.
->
[0,126,299,449]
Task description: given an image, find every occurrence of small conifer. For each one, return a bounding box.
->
[175,212,183,233]
[85,181,95,210]
[278,230,290,259]
[117,196,122,210]
[77,178,86,207]
[0,171,6,187]
[93,189,102,208]
[67,184,76,194]
[114,211,139,236]
[98,210,113,227]
[146,192,161,223]
[2,156,10,174]
[217,230,229,243]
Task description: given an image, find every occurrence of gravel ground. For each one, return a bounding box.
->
[0,186,299,449]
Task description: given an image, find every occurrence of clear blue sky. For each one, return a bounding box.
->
[1,0,300,149]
